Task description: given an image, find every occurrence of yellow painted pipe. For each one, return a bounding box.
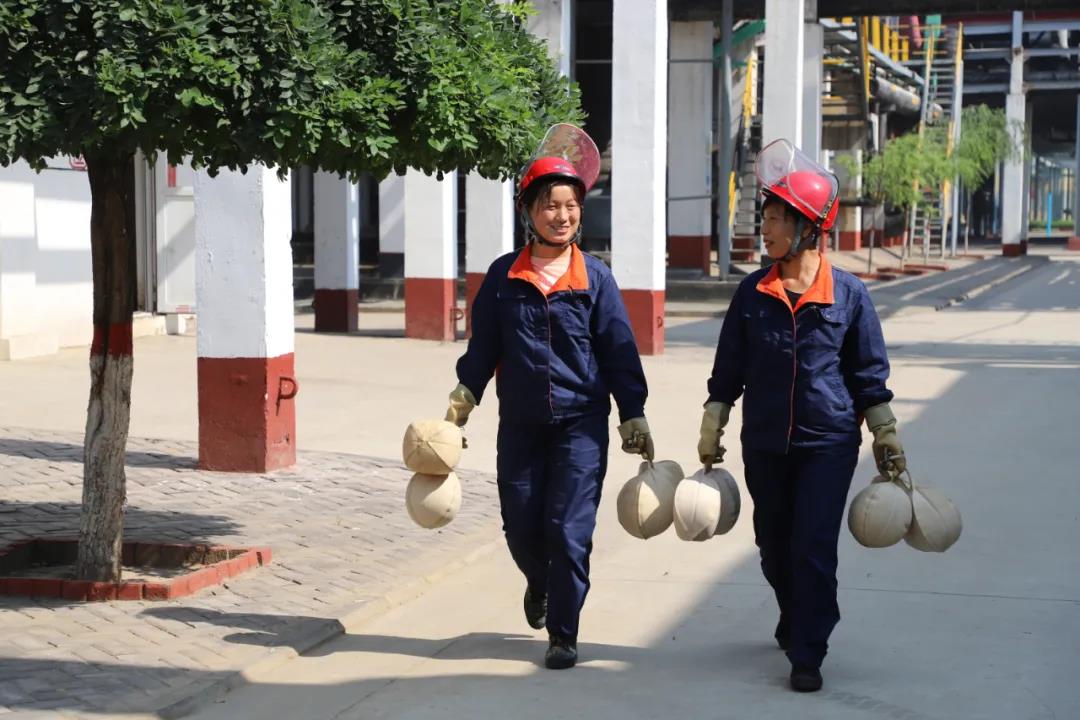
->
[872,17,882,50]
[901,38,910,62]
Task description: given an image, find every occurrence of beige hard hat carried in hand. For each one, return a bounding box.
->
[402,419,463,474]
[709,467,741,536]
[673,469,722,542]
[848,474,913,548]
[405,472,462,529]
[616,460,683,539]
[905,483,962,552]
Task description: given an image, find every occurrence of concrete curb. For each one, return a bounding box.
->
[932,260,1042,311]
[147,533,505,720]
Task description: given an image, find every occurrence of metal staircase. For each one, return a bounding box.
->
[905,21,964,262]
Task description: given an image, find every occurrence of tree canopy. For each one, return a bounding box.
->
[847,105,1016,210]
[0,0,582,178]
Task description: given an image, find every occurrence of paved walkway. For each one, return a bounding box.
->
[0,247,1071,718]
[0,429,502,718]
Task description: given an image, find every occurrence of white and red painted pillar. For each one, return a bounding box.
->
[194,165,298,472]
[313,172,359,332]
[1001,11,1027,257]
[667,21,713,273]
[612,0,668,355]
[762,0,805,148]
[404,170,458,341]
[378,174,405,278]
[465,177,513,337]
[835,149,863,250]
[1071,94,1080,251]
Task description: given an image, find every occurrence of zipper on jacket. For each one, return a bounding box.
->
[545,294,555,419]
[786,304,797,453]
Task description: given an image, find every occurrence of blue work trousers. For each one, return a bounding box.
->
[496,414,609,641]
[742,444,858,669]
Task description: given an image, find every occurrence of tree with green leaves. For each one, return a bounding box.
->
[840,105,1015,258]
[0,0,581,582]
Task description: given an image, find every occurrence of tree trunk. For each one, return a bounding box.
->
[76,152,136,582]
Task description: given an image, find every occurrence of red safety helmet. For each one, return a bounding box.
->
[516,124,600,205]
[517,156,585,201]
[756,139,840,232]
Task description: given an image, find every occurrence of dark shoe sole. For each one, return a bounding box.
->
[544,650,577,670]
[790,667,823,693]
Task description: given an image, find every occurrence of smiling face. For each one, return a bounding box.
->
[528,182,582,246]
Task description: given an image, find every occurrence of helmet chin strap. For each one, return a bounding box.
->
[781,217,819,262]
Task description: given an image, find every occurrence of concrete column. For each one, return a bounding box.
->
[612,0,667,355]
[378,174,405,277]
[802,4,824,162]
[404,170,458,341]
[1071,94,1080,250]
[0,167,53,360]
[195,166,297,472]
[528,0,572,76]
[667,21,713,273]
[834,149,863,250]
[763,0,805,147]
[313,172,359,332]
[464,177,513,336]
[1001,11,1026,256]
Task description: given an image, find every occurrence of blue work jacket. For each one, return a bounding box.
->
[456,245,647,426]
[707,256,893,454]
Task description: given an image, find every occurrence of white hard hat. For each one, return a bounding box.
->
[616,460,683,539]
[848,475,913,548]
[405,472,462,529]
[673,469,722,542]
[402,419,463,475]
[905,484,962,552]
[710,467,742,536]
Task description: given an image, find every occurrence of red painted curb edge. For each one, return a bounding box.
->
[0,540,273,602]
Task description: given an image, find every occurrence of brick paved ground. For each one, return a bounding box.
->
[0,427,502,718]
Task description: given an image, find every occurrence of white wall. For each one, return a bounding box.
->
[0,160,92,358]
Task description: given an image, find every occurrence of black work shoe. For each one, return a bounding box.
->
[545,634,577,670]
[790,665,823,693]
[523,587,547,630]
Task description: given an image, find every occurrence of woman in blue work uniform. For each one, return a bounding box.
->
[697,139,908,692]
[443,125,653,670]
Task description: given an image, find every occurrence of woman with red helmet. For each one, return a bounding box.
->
[443,125,653,670]
[697,139,908,692]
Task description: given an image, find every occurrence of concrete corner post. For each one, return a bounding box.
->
[313,172,360,333]
[464,178,513,338]
[1001,11,1027,257]
[612,0,668,355]
[195,166,297,472]
[404,170,457,342]
[668,21,713,273]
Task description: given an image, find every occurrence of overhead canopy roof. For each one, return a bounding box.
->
[671,0,1080,21]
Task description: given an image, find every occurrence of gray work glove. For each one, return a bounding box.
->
[697,401,732,468]
[618,417,655,462]
[865,402,906,479]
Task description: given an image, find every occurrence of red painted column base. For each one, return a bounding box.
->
[1067,236,1080,251]
[464,273,485,339]
[838,231,862,251]
[405,277,457,342]
[314,289,358,333]
[622,289,665,356]
[1002,241,1028,257]
[668,235,710,273]
[198,353,298,472]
